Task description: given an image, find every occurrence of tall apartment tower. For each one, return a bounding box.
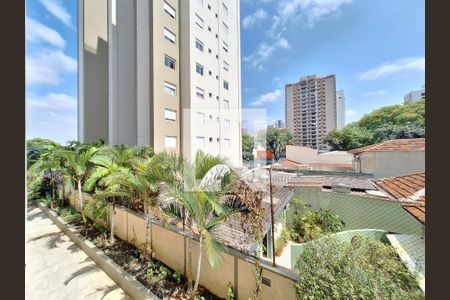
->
[336,90,345,129]
[78,0,242,166]
[285,74,337,149]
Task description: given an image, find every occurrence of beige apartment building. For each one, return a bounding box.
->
[78,0,242,166]
[285,74,337,149]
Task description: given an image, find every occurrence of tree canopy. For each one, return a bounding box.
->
[325,100,425,151]
[242,132,255,161]
[265,128,293,161]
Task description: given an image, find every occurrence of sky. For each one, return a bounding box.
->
[26,0,425,143]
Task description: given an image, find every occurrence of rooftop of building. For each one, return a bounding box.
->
[349,138,425,154]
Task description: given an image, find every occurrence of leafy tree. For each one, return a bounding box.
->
[266,128,293,161]
[325,100,425,151]
[295,236,424,299]
[242,132,255,161]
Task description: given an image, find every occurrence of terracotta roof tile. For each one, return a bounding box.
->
[402,204,426,225]
[375,172,425,201]
[349,138,425,154]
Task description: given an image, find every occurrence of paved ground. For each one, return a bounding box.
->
[25,205,132,300]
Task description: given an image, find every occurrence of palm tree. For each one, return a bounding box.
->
[28,141,64,205]
[56,145,99,220]
[158,150,243,298]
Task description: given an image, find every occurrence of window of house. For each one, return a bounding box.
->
[197,111,205,123]
[163,1,176,19]
[164,28,176,43]
[223,80,229,90]
[165,136,177,148]
[209,137,213,142]
[224,119,230,128]
[222,3,228,16]
[164,82,176,95]
[222,22,228,36]
[224,138,230,148]
[195,39,204,52]
[195,14,204,29]
[196,63,204,75]
[164,109,177,121]
[223,60,229,71]
[223,41,228,52]
[164,55,176,69]
[223,99,230,108]
[196,136,206,147]
[196,87,204,99]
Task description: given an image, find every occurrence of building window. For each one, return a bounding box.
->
[196,136,206,147]
[195,14,204,29]
[164,109,177,121]
[196,87,204,99]
[163,1,176,19]
[222,3,228,16]
[223,99,230,108]
[223,41,228,52]
[196,63,204,75]
[223,80,229,90]
[195,39,204,52]
[165,136,177,148]
[224,138,230,148]
[222,22,228,36]
[164,55,176,69]
[164,28,176,44]
[164,82,176,95]
[224,119,230,128]
[197,111,205,123]
[223,60,229,71]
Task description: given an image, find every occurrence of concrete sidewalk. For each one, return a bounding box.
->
[26,205,132,300]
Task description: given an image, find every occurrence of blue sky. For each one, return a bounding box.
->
[26,0,425,143]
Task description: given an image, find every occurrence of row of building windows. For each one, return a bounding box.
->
[194,38,229,69]
[195,62,229,90]
[196,136,231,148]
[195,111,231,127]
[195,86,230,107]
[164,135,231,149]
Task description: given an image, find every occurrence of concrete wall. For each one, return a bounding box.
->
[286,145,352,164]
[357,151,425,178]
[294,187,423,235]
[79,0,109,143]
[111,205,297,300]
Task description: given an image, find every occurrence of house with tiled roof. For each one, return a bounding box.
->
[374,172,426,235]
[349,138,425,178]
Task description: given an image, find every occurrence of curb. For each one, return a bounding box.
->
[37,202,160,300]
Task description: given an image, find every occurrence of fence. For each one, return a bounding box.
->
[69,192,298,300]
[294,187,423,235]
[290,229,390,269]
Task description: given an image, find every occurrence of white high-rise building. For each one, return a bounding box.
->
[285,74,337,149]
[336,90,345,129]
[78,0,242,166]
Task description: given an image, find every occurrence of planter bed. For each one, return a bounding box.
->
[40,202,223,300]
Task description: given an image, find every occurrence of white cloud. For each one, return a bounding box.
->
[363,90,388,96]
[358,57,425,81]
[271,0,352,32]
[39,0,74,28]
[243,37,291,70]
[250,89,282,106]
[26,48,77,86]
[345,109,361,123]
[27,93,77,111]
[243,8,268,29]
[26,93,77,143]
[26,17,66,49]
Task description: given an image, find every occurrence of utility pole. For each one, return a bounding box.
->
[269,165,276,266]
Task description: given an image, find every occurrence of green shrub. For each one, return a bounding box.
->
[275,226,291,256]
[172,270,182,284]
[295,236,424,299]
[83,197,109,231]
[316,209,345,233]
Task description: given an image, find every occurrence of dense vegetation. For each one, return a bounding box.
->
[295,235,424,299]
[275,198,345,256]
[27,138,249,299]
[242,132,255,161]
[325,100,425,150]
